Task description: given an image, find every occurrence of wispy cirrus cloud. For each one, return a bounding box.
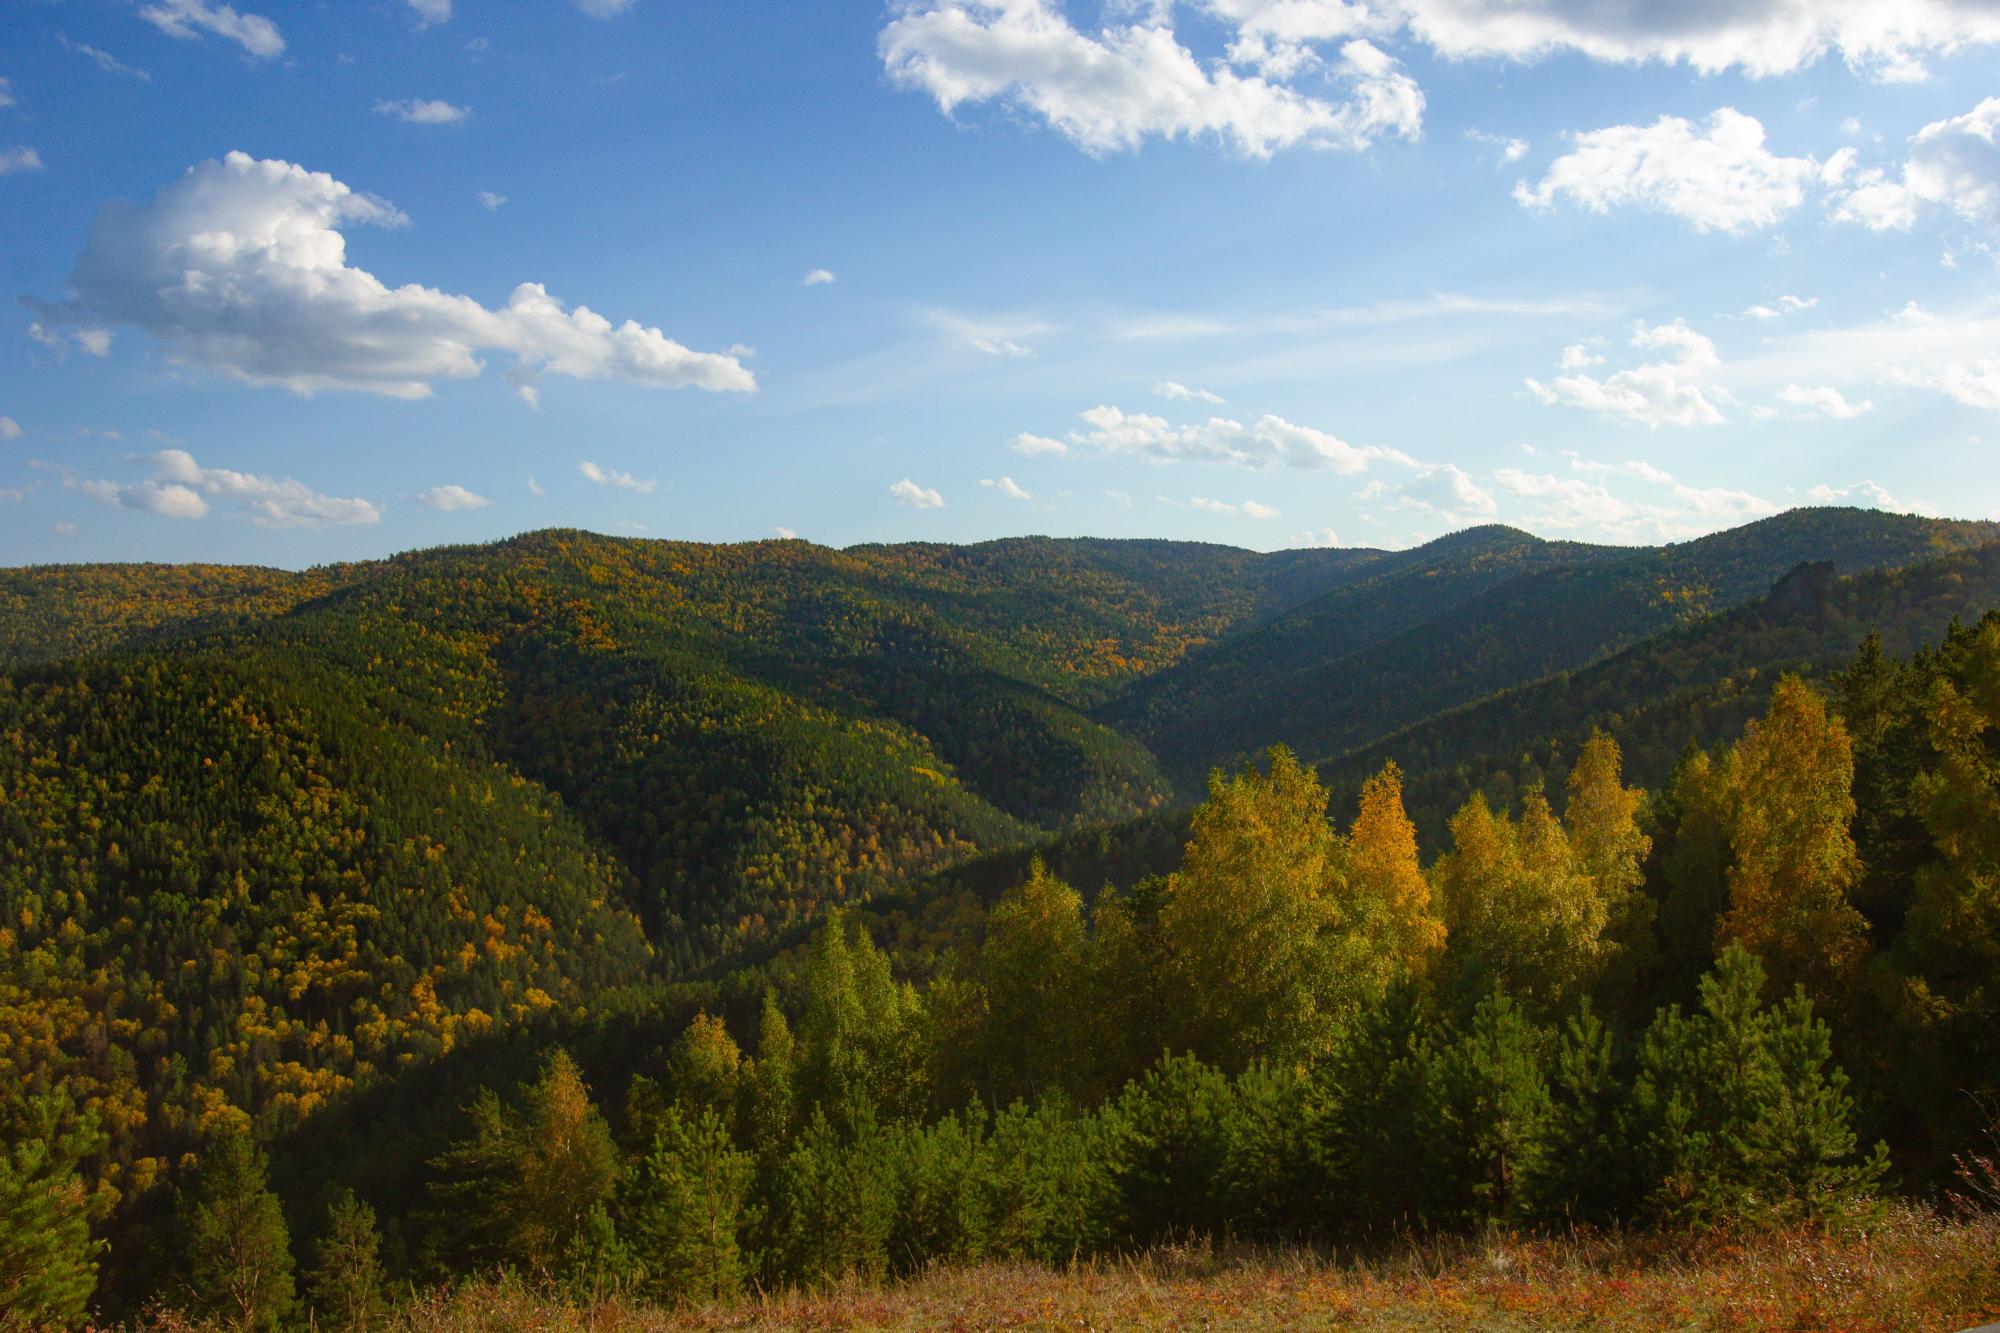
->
[138,0,284,58]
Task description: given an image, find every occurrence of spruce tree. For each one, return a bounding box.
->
[180,1127,295,1333]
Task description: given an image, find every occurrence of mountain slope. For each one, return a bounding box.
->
[1327,538,2000,841]
[1117,508,2000,786]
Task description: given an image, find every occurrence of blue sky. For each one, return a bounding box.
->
[4,0,2000,566]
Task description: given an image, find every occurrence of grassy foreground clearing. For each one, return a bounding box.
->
[147,1206,1998,1333]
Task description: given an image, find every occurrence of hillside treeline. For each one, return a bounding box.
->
[10,613,1998,1328]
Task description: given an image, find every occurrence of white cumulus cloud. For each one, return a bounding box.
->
[1744,295,1817,319]
[1057,404,1413,471]
[1526,319,1729,427]
[138,1,284,58]
[1777,383,1872,418]
[803,268,837,286]
[580,460,656,492]
[1,148,43,175]
[407,0,451,26]
[1496,456,1781,540]
[1393,0,2000,82]
[981,476,1033,500]
[1397,462,1498,521]
[1181,496,1280,519]
[1514,109,1818,233]
[1832,98,2000,231]
[418,483,490,510]
[1156,380,1225,403]
[574,0,635,16]
[478,191,508,210]
[880,1,1422,158]
[1011,431,1069,457]
[1807,479,1935,513]
[1466,127,1529,163]
[0,418,20,441]
[890,477,945,509]
[61,449,380,526]
[375,99,471,125]
[39,152,755,401]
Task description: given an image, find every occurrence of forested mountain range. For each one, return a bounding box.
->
[5,505,2000,1322]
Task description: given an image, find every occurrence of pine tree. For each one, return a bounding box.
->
[1219,1059,1326,1239]
[765,1109,893,1289]
[1525,1004,1632,1225]
[0,1090,106,1329]
[422,1088,522,1274]
[620,1107,753,1304]
[985,1097,1115,1264]
[1417,993,1552,1225]
[883,1108,992,1275]
[180,1127,295,1333]
[1101,1053,1238,1245]
[1626,946,1885,1229]
[561,1202,637,1296]
[1317,984,1431,1228]
[1719,677,1872,1013]
[306,1188,385,1333]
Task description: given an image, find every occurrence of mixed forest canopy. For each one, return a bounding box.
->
[3,505,2000,1326]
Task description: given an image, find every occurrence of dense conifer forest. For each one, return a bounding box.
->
[4,507,2000,1329]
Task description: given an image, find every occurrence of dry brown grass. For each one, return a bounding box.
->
[369,1205,2000,1333]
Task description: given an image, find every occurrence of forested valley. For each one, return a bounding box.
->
[4,507,2000,1330]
